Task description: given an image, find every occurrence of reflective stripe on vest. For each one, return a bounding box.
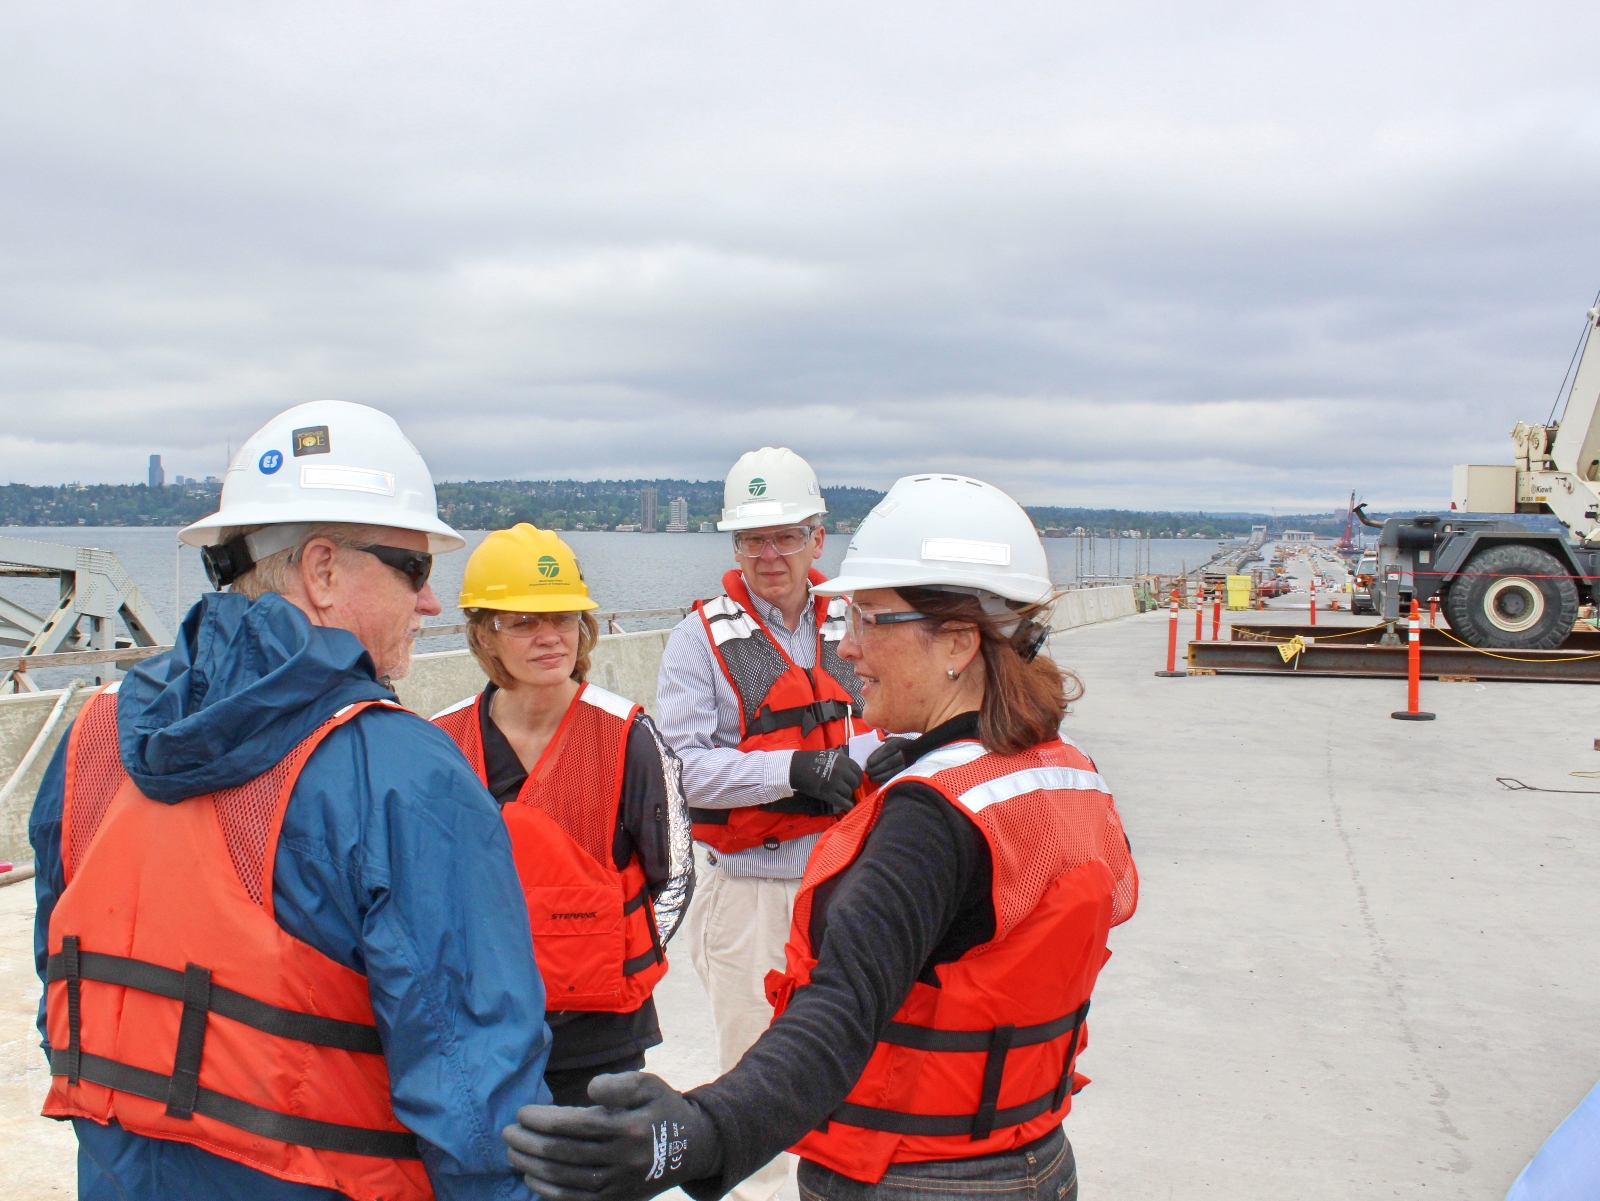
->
[767,737,1131,1184]
[689,568,864,853]
[433,683,667,1009]
[45,688,431,1201]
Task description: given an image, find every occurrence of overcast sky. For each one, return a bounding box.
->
[4,2,1600,510]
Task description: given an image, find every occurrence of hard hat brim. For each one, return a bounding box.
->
[715,501,828,532]
[460,595,601,613]
[179,505,465,553]
[811,562,1053,604]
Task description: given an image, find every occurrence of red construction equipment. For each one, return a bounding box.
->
[1338,491,1358,553]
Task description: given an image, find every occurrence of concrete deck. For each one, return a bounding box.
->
[5,596,1597,1198]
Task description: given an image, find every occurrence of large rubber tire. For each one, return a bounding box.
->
[1443,543,1578,650]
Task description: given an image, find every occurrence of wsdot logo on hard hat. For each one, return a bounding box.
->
[537,555,561,579]
[748,478,767,497]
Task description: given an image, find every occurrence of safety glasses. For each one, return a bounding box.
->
[731,525,819,558]
[844,603,932,641]
[492,611,584,638]
[355,544,433,592]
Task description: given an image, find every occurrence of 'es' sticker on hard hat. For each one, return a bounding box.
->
[258,450,283,474]
[292,426,331,457]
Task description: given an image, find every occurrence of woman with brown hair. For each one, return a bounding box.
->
[504,476,1138,1201]
[432,524,692,1107]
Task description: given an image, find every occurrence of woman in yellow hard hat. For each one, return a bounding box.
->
[432,524,693,1105]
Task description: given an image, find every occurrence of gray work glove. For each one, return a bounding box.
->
[864,736,918,786]
[788,747,864,814]
[504,1072,720,1201]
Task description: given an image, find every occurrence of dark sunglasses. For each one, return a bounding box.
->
[356,543,433,591]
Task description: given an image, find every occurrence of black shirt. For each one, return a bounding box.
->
[687,712,998,1193]
[479,682,679,1071]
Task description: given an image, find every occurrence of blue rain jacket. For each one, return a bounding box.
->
[30,591,550,1201]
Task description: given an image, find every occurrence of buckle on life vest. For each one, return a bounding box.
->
[747,699,853,738]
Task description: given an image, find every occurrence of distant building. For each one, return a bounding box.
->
[614,524,641,532]
[699,521,716,533]
[1281,530,1316,542]
[666,496,690,532]
[640,486,657,532]
[147,455,164,488]
[834,520,856,534]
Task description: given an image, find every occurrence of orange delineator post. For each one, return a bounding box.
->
[1156,587,1186,677]
[1310,575,1317,626]
[1429,596,1438,628]
[1391,598,1436,721]
[1195,589,1204,641]
[1212,591,1221,640]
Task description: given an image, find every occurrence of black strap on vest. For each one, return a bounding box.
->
[826,999,1091,1141]
[165,964,212,1120]
[47,937,414,1158]
[62,935,82,1086]
[47,949,385,1053]
[620,884,666,977]
[48,1049,421,1159]
[688,791,836,828]
[746,698,853,739]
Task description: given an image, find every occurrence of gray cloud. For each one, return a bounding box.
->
[4,1,1600,511]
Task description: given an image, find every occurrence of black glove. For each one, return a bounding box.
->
[864,736,918,786]
[503,1072,720,1201]
[788,747,864,814]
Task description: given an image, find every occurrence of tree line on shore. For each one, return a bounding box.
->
[0,479,1368,538]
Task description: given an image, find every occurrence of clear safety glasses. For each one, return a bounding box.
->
[492,611,584,638]
[731,525,819,558]
[844,604,932,641]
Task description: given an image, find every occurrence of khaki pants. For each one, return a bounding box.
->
[683,845,800,1201]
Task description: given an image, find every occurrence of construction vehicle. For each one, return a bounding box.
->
[1363,295,1600,649]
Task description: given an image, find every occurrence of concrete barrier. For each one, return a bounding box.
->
[1051,584,1137,630]
[394,628,673,719]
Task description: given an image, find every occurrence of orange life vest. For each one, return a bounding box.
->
[43,684,433,1201]
[764,736,1137,1185]
[690,568,865,854]
[432,682,666,1011]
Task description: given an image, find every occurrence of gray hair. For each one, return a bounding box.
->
[231,522,388,600]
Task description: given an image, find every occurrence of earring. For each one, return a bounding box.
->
[946,668,961,681]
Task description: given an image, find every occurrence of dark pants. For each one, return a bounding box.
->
[542,1051,648,1107]
[797,1127,1076,1201]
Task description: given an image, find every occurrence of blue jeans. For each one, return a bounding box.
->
[797,1127,1076,1201]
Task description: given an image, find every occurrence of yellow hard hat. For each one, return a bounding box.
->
[458,524,599,612]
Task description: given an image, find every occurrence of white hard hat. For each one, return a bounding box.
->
[181,400,463,573]
[811,473,1052,604]
[717,447,827,531]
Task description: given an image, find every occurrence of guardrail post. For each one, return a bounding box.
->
[1391,599,1436,721]
[1156,588,1187,677]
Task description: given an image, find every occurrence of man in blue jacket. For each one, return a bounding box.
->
[31,400,550,1200]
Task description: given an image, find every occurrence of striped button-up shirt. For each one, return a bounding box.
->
[655,586,819,879]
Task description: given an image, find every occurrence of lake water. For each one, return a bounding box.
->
[1,526,1257,681]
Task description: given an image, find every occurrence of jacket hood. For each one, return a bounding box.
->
[118,591,396,801]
